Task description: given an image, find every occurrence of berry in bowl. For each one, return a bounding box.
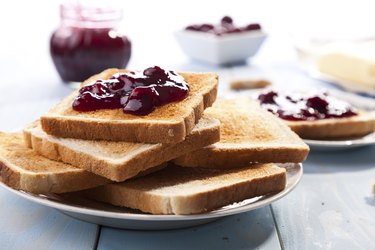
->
[175,16,267,65]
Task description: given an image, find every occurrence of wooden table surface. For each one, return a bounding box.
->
[1,1,375,249]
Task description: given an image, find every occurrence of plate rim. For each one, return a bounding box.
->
[0,163,303,222]
[304,131,375,148]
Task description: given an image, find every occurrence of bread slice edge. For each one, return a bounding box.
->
[78,163,286,215]
[287,112,375,139]
[26,117,220,182]
[0,133,109,194]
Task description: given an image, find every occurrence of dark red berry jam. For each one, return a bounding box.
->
[185,16,261,36]
[257,91,358,121]
[72,66,189,116]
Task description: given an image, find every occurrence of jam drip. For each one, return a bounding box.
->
[185,16,261,36]
[257,91,357,121]
[73,66,189,115]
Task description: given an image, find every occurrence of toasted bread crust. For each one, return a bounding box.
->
[287,112,375,139]
[174,145,308,168]
[174,98,309,168]
[26,118,220,182]
[79,163,286,215]
[41,69,218,143]
[40,113,188,144]
[0,132,108,194]
[0,160,20,189]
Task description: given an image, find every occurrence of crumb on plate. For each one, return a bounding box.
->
[230,79,271,90]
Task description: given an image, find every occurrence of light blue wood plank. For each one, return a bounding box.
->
[272,146,375,249]
[98,206,281,250]
[0,78,71,132]
[0,186,99,250]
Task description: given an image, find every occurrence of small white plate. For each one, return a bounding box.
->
[304,132,375,151]
[0,163,302,230]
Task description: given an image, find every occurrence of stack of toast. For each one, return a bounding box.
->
[0,68,309,215]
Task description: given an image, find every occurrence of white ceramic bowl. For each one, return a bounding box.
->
[174,30,267,65]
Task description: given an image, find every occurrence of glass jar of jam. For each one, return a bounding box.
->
[50,4,131,86]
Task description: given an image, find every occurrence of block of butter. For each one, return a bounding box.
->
[318,41,375,88]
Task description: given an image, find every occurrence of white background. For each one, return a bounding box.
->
[1,0,375,79]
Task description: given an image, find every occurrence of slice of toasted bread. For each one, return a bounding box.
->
[25,117,220,182]
[286,112,375,139]
[40,69,218,143]
[0,132,109,194]
[78,163,286,215]
[174,98,309,168]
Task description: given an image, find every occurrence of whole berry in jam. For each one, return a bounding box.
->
[245,23,261,31]
[306,96,329,113]
[221,16,233,25]
[199,24,215,32]
[258,91,278,104]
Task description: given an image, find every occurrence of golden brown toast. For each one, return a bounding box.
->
[25,117,220,182]
[41,69,218,143]
[0,132,108,194]
[286,112,375,139]
[78,163,286,215]
[174,98,309,168]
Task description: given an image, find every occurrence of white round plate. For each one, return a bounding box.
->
[304,132,375,151]
[0,163,302,230]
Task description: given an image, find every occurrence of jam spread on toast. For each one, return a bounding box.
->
[185,16,261,36]
[73,66,189,115]
[258,91,357,121]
